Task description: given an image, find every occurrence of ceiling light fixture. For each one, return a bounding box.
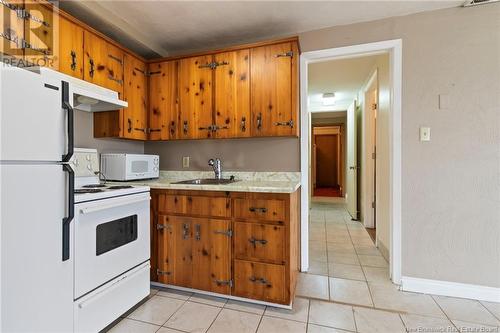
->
[322,92,336,106]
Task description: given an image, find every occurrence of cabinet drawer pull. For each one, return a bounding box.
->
[249,207,267,213]
[134,128,146,133]
[194,224,201,241]
[149,128,161,133]
[70,50,77,71]
[108,54,123,65]
[249,276,270,285]
[182,223,190,239]
[273,120,294,128]
[108,75,123,85]
[275,51,293,58]
[249,237,268,246]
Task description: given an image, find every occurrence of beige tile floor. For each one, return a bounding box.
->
[107,201,500,333]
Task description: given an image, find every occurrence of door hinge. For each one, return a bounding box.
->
[213,229,233,237]
[275,51,294,58]
[372,152,376,159]
[215,279,233,288]
[372,103,377,110]
[157,269,172,276]
[371,201,376,209]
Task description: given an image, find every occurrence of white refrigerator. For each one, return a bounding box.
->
[0,65,126,332]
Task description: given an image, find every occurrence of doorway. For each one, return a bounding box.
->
[313,124,344,198]
[299,40,402,285]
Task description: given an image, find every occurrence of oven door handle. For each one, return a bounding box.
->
[79,196,151,214]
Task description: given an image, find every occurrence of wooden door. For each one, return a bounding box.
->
[178,55,214,139]
[122,54,147,140]
[24,2,55,68]
[315,134,339,187]
[149,61,179,140]
[213,49,250,138]
[58,16,83,78]
[157,215,193,288]
[192,218,231,295]
[0,0,25,60]
[251,42,298,137]
[84,31,124,94]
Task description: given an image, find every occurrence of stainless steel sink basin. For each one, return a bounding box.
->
[172,178,239,185]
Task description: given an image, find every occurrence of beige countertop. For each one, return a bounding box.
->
[111,171,301,194]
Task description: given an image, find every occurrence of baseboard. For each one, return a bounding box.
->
[377,239,390,262]
[401,276,500,302]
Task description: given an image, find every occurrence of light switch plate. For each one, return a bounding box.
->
[420,127,431,142]
[182,156,190,168]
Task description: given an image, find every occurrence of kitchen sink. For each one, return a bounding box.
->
[172,178,240,185]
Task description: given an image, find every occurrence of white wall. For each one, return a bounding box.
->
[300,4,500,288]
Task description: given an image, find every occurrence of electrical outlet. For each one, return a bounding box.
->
[420,127,431,142]
[182,156,190,168]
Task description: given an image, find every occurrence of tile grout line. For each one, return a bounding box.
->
[429,294,461,331]
[478,301,500,323]
[203,305,225,333]
[306,297,312,333]
[254,312,265,333]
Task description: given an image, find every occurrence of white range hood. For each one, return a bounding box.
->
[27,67,128,112]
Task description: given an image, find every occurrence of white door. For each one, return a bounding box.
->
[0,164,74,332]
[0,66,67,162]
[346,101,358,219]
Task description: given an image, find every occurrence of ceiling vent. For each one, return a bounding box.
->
[463,0,499,6]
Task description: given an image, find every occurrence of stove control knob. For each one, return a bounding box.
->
[87,164,92,171]
[86,155,91,161]
[154,159,159,165]
[154,167,159,172]
[73,159,79,166]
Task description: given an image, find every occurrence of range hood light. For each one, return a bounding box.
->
[76,95,99,106]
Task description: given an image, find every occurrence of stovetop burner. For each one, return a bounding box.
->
[82,184,108,188]
[107,185,133,190]
[75,189,104,194]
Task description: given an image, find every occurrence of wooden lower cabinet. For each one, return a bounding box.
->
[151,189,299,305]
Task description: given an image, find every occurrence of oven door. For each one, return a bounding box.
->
[74,192,150,299]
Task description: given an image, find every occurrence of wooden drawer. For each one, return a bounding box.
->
[158,194,231,218]
[234,222,286,264]
[233,198,285,222]
[233,260,286,304]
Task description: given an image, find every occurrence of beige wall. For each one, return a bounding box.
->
[300,4,500,288]
[144,138,300,171]
[74,111,144,154]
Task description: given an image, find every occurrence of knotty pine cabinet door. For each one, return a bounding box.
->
[24,1,55,69]
[122,54,147,140]
[251,42,299,137]
[149,60,179,140]
[213,49,251,138]
[191,218,231,295]
[83,31,124,94]
[0,0,25,60]
[178,55,214,139]
[58,16,83,79]
[157,215,193,288]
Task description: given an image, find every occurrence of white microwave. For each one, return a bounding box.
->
[100,153,159,181]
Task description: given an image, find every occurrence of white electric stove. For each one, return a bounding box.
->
[71,148,151,332]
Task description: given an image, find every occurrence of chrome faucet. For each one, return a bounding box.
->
[208,158,222,179]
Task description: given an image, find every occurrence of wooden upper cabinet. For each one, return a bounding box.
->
[58,16,83,79]
[0,0,25,60]
[213,49,250,138]
[23,1,56,69]
[83,31,124,95]
[178,55,214,139]
[251,41,299,137]
[149,61,179,140]
[122,54,148,140]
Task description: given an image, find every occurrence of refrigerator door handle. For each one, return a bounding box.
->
[62,164,74,261]
[61,81,74,162]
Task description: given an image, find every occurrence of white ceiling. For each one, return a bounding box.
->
[60,1,462,59]
[308,55,380,112]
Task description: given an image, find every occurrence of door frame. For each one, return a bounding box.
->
[299,39,402,284]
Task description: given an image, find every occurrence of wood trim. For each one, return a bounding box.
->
[313,125,341,135]
[148,36,300,64]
